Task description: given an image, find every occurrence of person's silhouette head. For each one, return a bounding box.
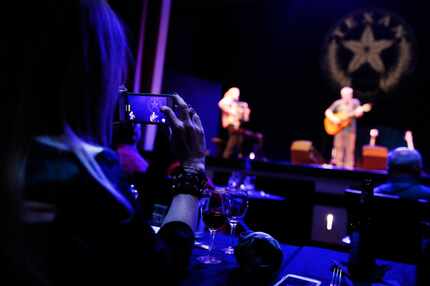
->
[387,147,423,178]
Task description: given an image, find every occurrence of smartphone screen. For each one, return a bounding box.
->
[274,274,321,286]
[121,92,174,124]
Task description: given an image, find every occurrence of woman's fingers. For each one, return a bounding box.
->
[192,112,204,133]
[163,93,207,161]
[181,106,192,123]
[171,93,192,123]
[171,93,187,108]
[161,106,183,129]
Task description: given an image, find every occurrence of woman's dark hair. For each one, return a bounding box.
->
[14,0,129,146]
[1,1,129,282]
[113,121,139,146]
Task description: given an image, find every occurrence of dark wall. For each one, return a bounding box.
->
[164,0,430,165]
[110,0,143,56]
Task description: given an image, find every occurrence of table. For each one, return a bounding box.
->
[181,233,416,286]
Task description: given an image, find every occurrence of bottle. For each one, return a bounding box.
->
[348,179,376,281]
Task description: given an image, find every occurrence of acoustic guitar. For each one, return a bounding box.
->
[324,103,372,135]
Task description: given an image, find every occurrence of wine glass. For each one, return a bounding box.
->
[223,188,248,255]
[227,171,242,189]
[197,189,227,264]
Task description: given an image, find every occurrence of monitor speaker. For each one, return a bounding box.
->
[361,145,388,170]
[291,140,325,165]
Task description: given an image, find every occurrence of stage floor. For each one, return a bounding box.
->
[207,157,430,195]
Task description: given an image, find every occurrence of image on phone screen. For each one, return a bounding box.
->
[124,93,173,124]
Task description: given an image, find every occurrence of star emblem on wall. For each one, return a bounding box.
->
[342,25,394,74]
[323,10,415,93]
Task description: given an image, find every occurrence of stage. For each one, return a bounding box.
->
[207,156,430,195]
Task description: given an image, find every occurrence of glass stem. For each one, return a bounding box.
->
[229,222,237,247]
[208,229,217,256]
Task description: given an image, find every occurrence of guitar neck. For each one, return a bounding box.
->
[352,104,369,116]
[340,106,363,119]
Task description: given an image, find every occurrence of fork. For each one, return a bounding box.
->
[330,264,343,286]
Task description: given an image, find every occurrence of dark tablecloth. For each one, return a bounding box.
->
[181,233,416,286]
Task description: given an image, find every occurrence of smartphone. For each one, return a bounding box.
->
[273,274,321,286]
[119,92,174,124]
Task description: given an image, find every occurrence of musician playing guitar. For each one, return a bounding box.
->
[219,87,252,159]
[325,86,370,168]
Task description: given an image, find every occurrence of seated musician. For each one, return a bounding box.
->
[218,87,263,159]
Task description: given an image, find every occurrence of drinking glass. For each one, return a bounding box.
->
[197,189,227,264]
[223,188,248,254]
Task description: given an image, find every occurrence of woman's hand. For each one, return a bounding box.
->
[161,93,206,170]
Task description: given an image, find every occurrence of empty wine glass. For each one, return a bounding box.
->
[197,188,227,264]
[227,171,242,189]
[223,187,248,255]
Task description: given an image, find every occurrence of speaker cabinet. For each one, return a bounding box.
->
[291,140,325,165]
[361,145,388,170]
